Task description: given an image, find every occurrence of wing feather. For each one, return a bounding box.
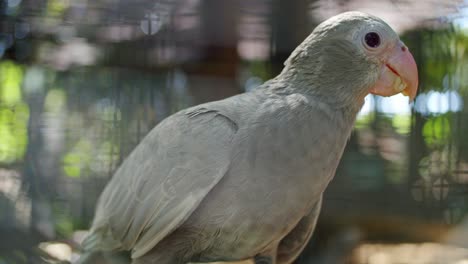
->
[82,107,237,258]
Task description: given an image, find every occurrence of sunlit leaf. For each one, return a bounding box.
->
[247,60,272,81]
[62,139,93,178]
[392,114,411,134]
[0,60,23,106]
[63,153,81,178]
[0,103,29,163]
[46,0,69,17]
[55,214,74,237]
[355,113,374,129]
[423,115,451,146]
[45,88,66,113]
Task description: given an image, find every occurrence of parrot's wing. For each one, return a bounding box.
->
[82,107,237,258]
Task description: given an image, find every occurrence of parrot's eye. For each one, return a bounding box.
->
[364,32,381,48]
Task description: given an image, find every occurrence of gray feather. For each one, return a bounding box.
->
[80,11,406,264]
[82,109,236,258]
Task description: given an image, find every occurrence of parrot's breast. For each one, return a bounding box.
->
[175,93,356,262]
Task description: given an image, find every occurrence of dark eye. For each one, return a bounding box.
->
[364,32,380,48]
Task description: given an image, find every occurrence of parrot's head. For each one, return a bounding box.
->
[283,11,418,107]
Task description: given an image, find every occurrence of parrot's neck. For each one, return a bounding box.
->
[269,67,367,120]
[273,36,377,116]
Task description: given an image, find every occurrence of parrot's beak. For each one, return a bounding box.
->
[369,41,419,101]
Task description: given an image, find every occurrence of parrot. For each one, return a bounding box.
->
[78,11,418,264]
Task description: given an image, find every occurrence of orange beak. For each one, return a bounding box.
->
[369,41,419,101]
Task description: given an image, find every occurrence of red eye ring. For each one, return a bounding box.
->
[364,32,380,48]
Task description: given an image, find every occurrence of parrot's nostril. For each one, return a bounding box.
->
[401,46,407,52]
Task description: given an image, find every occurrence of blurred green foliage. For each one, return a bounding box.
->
[392,114,412,134]
[413,27,467,92]
[44,89,66,113]
[0,61,29,163]
[423,115,451,146]
[46,0,69,17]
[63,139,93,178]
